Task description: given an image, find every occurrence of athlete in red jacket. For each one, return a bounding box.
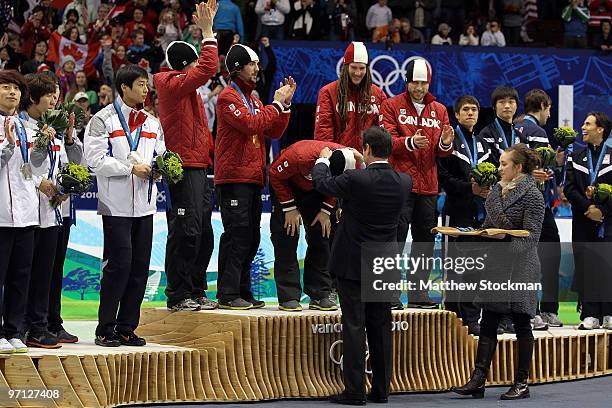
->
[314,42,386,152]
[269,140,359,312]
[153,0,218,312]
[381,57,455,309]
[215,43,296,310]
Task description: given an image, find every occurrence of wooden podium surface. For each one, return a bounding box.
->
[0,307,610,407]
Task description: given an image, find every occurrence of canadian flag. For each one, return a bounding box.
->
[109,5,127,20]
[48,32,100,78]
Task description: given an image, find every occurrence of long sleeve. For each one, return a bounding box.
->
[435,108,453,157]
[482,187,512,230]
[65,133,83,164]
[152,39,218,99]
[84,115,133,177]
[312,160,352,200]
[255,0,266,15]
[563,158,592,213]
[1,142,15,167]
[437,157,472,195]
[155,125,167,156]
[235,6,245,40]
[507,189,545,254]
[276,0,291,14]
[217,90,285,137]
[366,7,375,30]
[314,86,336,142]
[102,47,115,86]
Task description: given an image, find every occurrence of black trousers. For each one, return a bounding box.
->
[164,168,214,306]
[538,207,561,314]
[337,277,392,399]
[480,310,534,379]
[26,226,60,333]
[48,218,71,332]
[270,189,332,303]
[0,227,35,339]
[216,183,262,303]
[443,214,482,325]
[97,215,153,336]
[397,193,437,300]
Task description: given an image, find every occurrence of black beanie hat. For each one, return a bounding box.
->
[225,44,259,74]
[166,41,198,70]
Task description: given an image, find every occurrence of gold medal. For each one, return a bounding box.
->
[252,135,260,148]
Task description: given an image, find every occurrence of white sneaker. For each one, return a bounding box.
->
[578,317,600,330]
[8,338,28,353]
[602,316,612,330]
[0,338,15,354]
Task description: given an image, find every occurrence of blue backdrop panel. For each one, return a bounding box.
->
[271,41,612,123]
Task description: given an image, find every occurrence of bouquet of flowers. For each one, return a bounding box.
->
[553,127,578,149]
[35,109,69,150]
[34,102,85,150]
[152,151,184,185]
[592,183,612,205]
[470,162,500,188]
[51,163,93,208]
[536,146,557,169]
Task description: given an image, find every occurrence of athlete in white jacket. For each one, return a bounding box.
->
[20,73,83,349]
[84,64,166,347]
[0,70,54,354]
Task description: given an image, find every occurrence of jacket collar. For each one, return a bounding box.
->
[233,76,257,96]
[367,161,391,169]
[115,96,144,119]
[404,91,436,107]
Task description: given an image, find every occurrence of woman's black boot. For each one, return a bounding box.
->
[500,336,533,400]
[451,336,497,398]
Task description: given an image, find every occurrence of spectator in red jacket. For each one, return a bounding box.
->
[314,42,386,152]
[126,7,156,43]
[153,1,219,312]
[269,140,356,312]
[21,6,52,59]
[381,57,455,309]
[214,43,296,310]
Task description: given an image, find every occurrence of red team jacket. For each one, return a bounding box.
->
[381,92,453,195]
[153,38,218,168]
[269,140,345,214]
[214,77,290,186]
[314,81,387,151]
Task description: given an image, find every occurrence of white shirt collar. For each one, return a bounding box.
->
[368,160,389,166]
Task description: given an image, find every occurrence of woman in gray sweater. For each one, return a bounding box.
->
[452,144,545,400]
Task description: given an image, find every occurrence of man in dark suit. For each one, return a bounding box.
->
[312,126,412,405]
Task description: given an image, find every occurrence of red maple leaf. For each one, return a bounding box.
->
[61,42,84,62]
[138,58,150,70]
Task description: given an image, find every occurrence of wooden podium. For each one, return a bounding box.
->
[0,308,610,407]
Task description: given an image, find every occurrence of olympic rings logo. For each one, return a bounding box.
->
[329,339,372,374]
[336,56,432,97]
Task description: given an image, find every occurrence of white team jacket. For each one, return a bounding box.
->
[21,113,84,228]
[84,97,166,217]
[0,113,48,227]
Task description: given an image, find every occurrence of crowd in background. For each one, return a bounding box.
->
[0,1,609,133]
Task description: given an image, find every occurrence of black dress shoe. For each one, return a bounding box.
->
[367,393,388,403]
[95,334,121,347]
[330,393,366,405]
[116,331,146,346]
[500,382,530,400]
